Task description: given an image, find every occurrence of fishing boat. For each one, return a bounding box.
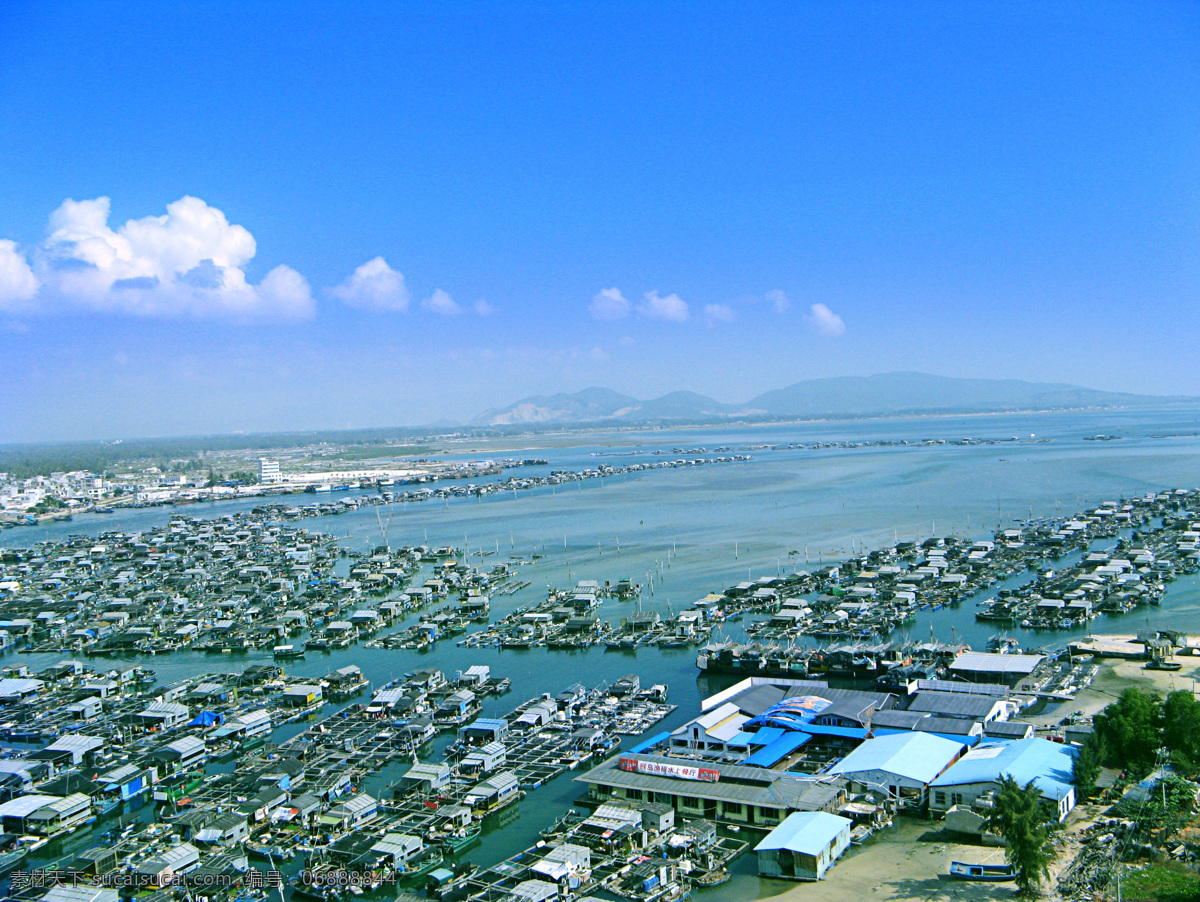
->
[0,839,28,876]
[273,644,305,659]
[949,861,1015,881]
[439,825,481,854]
[395,847,446,884]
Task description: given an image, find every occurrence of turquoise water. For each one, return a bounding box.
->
[5,406,1200,879]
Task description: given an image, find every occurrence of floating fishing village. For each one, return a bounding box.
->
[1,478,1200,902]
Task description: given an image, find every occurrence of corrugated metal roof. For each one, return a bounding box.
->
[141,701,189,716]
[744,731,810,767]
[753,811,851,854]
[0,678,44,696]
[907,691,998,718]
[371,833,422,856]
[578,754,843,811]
[166,735,206,755]
[45,735,104,754]
[0,793,57,817]
[39,885,119,902]
[949,652,1045,675]
[931,738,1076,800]
[335,792,378,814]
[466,718,508,731]
[871,710,929,730]
[829,732,964,784]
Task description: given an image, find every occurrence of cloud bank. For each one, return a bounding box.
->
[7,196,317,320]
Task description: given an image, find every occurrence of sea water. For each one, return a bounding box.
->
[4,406,1200,880]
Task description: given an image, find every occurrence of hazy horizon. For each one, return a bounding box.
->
[3,3,1198,442]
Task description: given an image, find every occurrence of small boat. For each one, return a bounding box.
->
[1145,659,1182,671]
[439,825,481,854]
[949,861,1015,881]
[0,844,29,876]
[274,645,305,659]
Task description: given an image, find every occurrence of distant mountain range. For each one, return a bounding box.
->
[470,372,1191,426]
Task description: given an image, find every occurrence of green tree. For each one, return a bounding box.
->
[1093,687,1163,775]
[1162,690,1200,774]
[1072,731,1107,798]
[986,775,1056,897]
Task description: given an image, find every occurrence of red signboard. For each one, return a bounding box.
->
[618,757,720,782]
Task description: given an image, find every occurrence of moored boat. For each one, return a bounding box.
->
[949,861,1015,881]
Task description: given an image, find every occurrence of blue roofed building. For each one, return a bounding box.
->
[929,738,1077,821]
[754,811,853,881]
[828,732,966,805]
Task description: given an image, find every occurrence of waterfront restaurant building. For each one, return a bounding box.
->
[575,753,845,829]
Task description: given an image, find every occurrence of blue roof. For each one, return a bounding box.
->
[723,731,754,748]
[744,731,810,766]
[627,731,671,754]
[829,732,964,784]
[748,727,785,746]
[931,738,1076,801]
[754,811,852,855]
[465,718,507,731]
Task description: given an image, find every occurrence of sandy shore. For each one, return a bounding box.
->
[757,818,1019,902]
[1026,649,1200,729]
[757,806,1106,902]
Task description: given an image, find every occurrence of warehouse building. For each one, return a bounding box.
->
[828,732,966,805]
[930,738,1077,821]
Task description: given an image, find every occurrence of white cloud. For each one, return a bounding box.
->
[807,302,845,336]
[422,288,460,315]
[331,256,408,312]
[703,303,736,325]
[0,240,39,308]
[256,265,317,320]
[29,195,314,320]
[589,286,630,321]
[638,290,689,322]
[474,298,496,316]
[590,346,610,363]
[618,335,636,348]
[765,289,788,314]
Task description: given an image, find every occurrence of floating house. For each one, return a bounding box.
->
[754,811,853,881]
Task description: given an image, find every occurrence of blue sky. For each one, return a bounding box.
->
[1,2,1198,441]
